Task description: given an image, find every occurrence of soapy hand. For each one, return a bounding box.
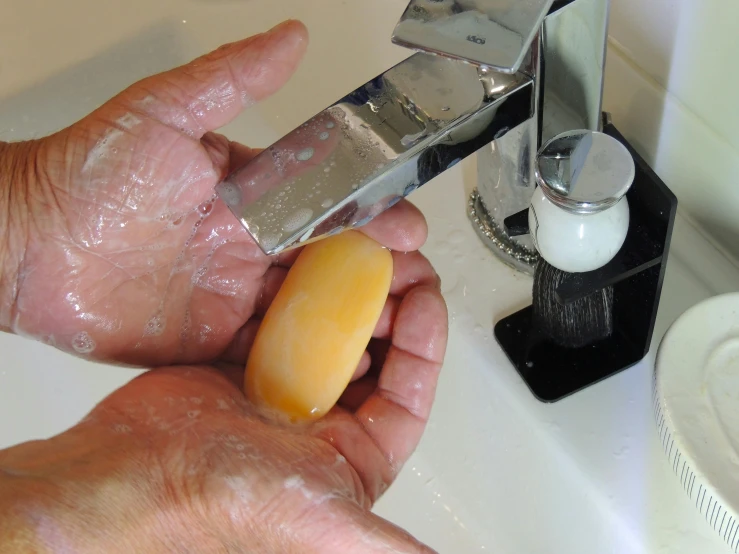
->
[0,19,428,367]
[0,19,450,553]
[0,273,446,552]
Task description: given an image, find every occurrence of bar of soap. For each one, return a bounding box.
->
[245,230,393,422]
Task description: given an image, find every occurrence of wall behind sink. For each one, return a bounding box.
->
[603,0,739,263]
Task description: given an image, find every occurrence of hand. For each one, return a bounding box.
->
[0,279,447,553]
[0,18,450,553]
[0,20,428,367]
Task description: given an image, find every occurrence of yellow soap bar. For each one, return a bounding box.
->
[245,230,393,422]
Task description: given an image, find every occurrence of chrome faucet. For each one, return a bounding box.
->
[216,0,610,274]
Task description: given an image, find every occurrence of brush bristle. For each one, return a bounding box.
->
[532,260,614,349]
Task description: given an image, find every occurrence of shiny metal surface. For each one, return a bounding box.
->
[216,0,611,264]
[216,53,532,254]
[535,130,635,214]
[392,0,556,73]
[473,0,610,272]
[539,0,610,143]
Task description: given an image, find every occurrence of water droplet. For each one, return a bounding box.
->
[198,201,213,215]
[321,199,334,208]
[526,361,534,368]
[260,233,282,251]
[297,147,315,162]
[72,332,96,354]
[326,122,335,129]
[144,314,166,337]
[448,230,466,244]
[319,131,330,141]
[218,183,242,207]
[441,106,450,112]
[281,208,314,233]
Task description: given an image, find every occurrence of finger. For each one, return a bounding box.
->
[212,361,246,390]
[273,246,304,268]
[256,266,289,316]
[341,504,439,554]
[201,132,232,179]
[373,297,400,339]
[359,200,428,252]
[389,250,441,297]
[220,319,261,366]
[230,143,262,173]
[201,133,263,180]
[356,286,448,475]
[339,377,377,413]
[119,20,308,138]
[351,351,372,382]
[367,339,391,374]
[372,252,439,339]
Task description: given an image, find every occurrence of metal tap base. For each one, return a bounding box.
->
[467,189,539,276]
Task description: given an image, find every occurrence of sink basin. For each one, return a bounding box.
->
[1,163,736,553]
[1,0,738,550]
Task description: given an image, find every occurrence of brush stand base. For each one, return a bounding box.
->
[494,119,678,403]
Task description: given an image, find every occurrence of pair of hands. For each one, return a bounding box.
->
[0,20,448,553]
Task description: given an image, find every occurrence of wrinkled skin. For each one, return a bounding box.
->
[0,20,448,553]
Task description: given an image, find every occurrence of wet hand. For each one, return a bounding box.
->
[0,20,428,367]
[0,272,447,553]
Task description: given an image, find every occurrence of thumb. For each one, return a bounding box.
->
[341,506,439,554]
[114,20,308,138]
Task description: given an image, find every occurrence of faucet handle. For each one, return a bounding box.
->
[392,0,556,73]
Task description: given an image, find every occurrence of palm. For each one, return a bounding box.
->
[0,22,449,552]
[8,22,430,368]
[18,115,272,365]
[92,366,429,552]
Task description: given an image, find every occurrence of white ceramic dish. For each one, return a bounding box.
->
[654,292,739,551]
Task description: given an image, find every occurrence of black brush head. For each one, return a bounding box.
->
[532,260,614,349]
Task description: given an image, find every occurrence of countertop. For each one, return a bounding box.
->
[2,1,739,552]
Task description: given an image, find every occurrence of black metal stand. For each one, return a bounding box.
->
[494,120,678,403]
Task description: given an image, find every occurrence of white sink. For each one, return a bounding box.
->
[371,170,739,553]
[2,0,738,551]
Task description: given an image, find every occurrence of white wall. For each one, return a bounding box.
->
[603,0,739,262]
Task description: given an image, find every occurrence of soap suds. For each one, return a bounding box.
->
[144,313,166,337]
[71,331,97,355]
[116,113,141,130]
[216,399,231,410]
[297,147,315,162]
[112,423,132,434]
[281,208,314,233]
[81,129,124,174]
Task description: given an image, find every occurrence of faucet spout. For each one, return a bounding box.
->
[216,53,533,255]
